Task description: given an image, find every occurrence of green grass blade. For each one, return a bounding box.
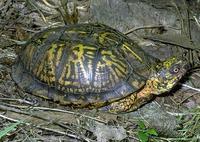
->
[0,121,21,139]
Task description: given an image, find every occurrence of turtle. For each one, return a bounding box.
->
[12,23,189,113]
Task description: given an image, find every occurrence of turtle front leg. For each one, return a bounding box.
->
[101,89,154,113]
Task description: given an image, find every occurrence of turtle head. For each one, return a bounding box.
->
[147,57,189,95]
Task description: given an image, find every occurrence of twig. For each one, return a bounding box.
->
[21,27,39,33]
[27,0,47,23]
[177,92,199,106]
[0,104,75,131]
[0,97,35,105]
[42,0,59,8]
[157,136,200,141]
[193,16,200,28]
[38,127,93,142]
[0,105,94,141]
[124,25,164,35]
[0,114,93,142]
[143,35,200,51]
[171,0,187,37]
[1,103,106,124]
[182,84,200,92]
[1,34,27,45]
[166,111,200,116]
[0,114,20,123]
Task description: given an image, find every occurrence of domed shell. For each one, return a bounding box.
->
[12,23,157,108]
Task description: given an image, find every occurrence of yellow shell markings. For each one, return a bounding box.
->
[24,44,35,71]
[69,44,92,85]
[54,43,98,92]
[33,43,58,85]
[35,28,133,93]
[32,42,64,87]
[12,23,190,113]
[55,45,64,66]
[101,56,121,85]
[56,44,84,88]
[98,32,110,44]
[101,54,127,76]
[58,63,67,85]
[46,43,57,83]
[24,25,140,94]
[101,50,127,72]
[34,53,46,82]
[122,43,143,62]
[42,40,128,93]
[67,29,143,63]
[85,53,95,59]
[97,32,143,62]
[67,30,87,34]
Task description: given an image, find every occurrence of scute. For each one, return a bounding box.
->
[12,23,157,107]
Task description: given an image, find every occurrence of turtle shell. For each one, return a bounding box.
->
[12,23,158,108]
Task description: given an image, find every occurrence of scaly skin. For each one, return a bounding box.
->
[106,57,188,113]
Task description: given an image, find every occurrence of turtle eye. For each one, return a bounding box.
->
[170,65,180,74]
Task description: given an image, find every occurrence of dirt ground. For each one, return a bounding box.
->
[0,0,200,142]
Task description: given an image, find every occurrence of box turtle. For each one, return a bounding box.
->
[12,23,189,113]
